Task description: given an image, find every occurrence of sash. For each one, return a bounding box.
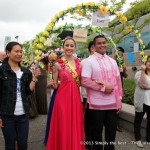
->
[63,58,80,87]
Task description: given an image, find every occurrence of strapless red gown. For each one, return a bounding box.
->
[46,60,85,150]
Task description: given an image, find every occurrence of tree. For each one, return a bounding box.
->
[103,0,150,44]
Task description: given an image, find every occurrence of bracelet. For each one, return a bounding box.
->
[32,80,37,83]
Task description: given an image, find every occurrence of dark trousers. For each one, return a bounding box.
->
[134,104,150,141]
[86,108,118,150]
[1,114,29,150]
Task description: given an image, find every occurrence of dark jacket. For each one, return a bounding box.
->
[0,61,32,115]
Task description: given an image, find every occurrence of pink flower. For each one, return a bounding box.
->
[55,48,60,52]
[73,53,77,58]
[57,59,64,63]
[75,59,80,69]
[57,59,65,69]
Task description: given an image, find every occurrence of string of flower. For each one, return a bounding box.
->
[22,2,146,66]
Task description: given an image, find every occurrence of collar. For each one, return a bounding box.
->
[2,61,28,73]
[94,52,107,59]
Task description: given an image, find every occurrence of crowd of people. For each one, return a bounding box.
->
[0,34,149,150]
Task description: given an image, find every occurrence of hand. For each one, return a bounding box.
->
[139,85,150,90]
[119,67,123,73]
[95,80,104,86]
[141,64,146,71]
[47,79,54,88]
[34,68,41,78]
[139,84,147,89]
[0,119,3,128]
[104,85,114,94]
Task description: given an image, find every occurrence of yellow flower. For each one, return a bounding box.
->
[45,23,53,31]
[97,3,101,8]
[142,45,146,49]
[84,2,94,7]
[142,56,148,62]
[116,13,123,17]
[76,4,82,9]
[138,33,141,38]
[58,11,64,17]
[35,50,42,56]
[34,56,41,61]
[139,39,143,45]
[120,16,127,23]
[140,51,144,55]
[100,6,108,15]
[43,31,49,37]
[49,52,57,60]
[134,30,139,34]
[40,37,46,44]
[75,11,84,16]
[126,25,133,32]
[67,7,72,10]
[36,44,44,50]
[51,18,56,23]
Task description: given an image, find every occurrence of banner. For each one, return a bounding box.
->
[92,11,110,27]
[73,28,87,42]
[128,53,135,64]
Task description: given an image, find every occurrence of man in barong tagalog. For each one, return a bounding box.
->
[81,35,123,150]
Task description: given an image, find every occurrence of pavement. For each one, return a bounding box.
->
[0,91,150,150]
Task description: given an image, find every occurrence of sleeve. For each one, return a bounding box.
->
[81,60,105,92]
[113,61,123,106]
[25,71,33,95]
[134,71,146,86]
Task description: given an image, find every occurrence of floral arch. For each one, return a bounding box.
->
[23,2,146,65]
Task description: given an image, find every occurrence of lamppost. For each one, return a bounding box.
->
[15,36,19,42]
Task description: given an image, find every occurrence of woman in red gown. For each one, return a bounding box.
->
[46,37,85,150]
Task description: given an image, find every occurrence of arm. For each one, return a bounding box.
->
[139,65,147,83]
[122,66,128,78]
[47,63,59,89]
[81,60,105,92]
[29,68,41,91]
[81,77,105,92]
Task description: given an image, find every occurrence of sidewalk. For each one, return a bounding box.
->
[1,114,150,150]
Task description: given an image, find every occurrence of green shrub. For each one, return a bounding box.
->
[122,79,136,105]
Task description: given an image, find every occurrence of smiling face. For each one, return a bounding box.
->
[94,37,107,55]
[63,39,76,56]
[7,45,22,63]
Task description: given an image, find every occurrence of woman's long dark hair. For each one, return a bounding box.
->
[41,56,49,71]
[3,41,22,65]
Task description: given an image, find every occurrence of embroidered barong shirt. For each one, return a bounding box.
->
[81,52,123,110]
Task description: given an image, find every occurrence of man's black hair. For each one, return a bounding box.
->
[117,47,125,53]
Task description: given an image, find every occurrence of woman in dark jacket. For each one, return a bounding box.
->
[0,42,41,150]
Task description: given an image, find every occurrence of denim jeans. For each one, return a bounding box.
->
[1,114,29,150]
[134,104,150,141]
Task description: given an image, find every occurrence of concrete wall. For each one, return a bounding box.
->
[119,103,146,138]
